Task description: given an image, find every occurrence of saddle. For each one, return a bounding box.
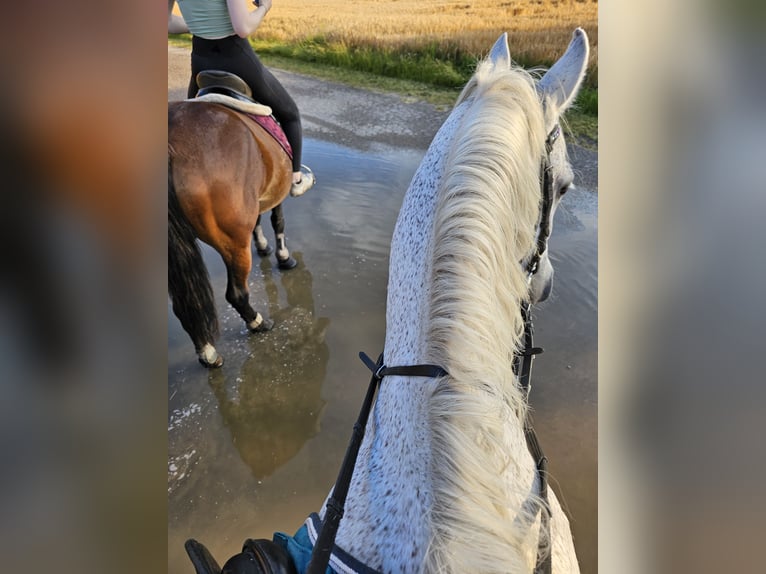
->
[192,70,272,116]
[185,538,297,574]
[191,70,292,159]
[196,70,252,102]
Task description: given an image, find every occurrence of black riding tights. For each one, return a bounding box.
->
[188,35,303,173]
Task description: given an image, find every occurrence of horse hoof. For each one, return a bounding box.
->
[249,317,274,333]
[277,256,298,270]
[198,355,224,369]
[256,245,273,257]
[197,344,223,368]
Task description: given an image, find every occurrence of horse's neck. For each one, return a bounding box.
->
[376,104,470,425]
[368,104,470,465]
[332,106,469,572]
[384,104,468,365]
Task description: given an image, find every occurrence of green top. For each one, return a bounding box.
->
[177,0,235,39]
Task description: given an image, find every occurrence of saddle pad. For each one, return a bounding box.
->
[188,93,272,116]
[273,513,381,574]
[245,113,292,160]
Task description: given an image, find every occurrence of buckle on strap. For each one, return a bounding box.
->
[359,351,383,378]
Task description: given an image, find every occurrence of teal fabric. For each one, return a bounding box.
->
[177,0,235,39]
[273,514,381,574]
[273,524,336,574]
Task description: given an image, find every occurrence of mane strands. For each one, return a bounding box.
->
[424,59,548,573]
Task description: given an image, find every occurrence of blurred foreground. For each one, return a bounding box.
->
[0,3,167,573]
[601,1,766,572]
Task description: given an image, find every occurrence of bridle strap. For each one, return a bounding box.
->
[358,352,448,380]
[527,419,552,574]
[514,306,552,574]
[518,126,559,574]
[517,125,560,574]
[525,124,561,278]
[513,302,544,396]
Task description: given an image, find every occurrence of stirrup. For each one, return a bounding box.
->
[290,165,316,197]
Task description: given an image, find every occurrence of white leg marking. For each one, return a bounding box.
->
[199,343,219,365]
[254,225,268,250]
[276,233,289,259]
[247,312,263,331]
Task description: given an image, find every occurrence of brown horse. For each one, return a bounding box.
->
[168,99,297,368]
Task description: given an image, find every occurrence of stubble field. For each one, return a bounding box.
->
[256,0,598,83]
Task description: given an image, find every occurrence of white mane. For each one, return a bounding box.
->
[424,59,548,572]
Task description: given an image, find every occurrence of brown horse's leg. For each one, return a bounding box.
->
[224,248,274,333]
[270,205,297,270]
[253,215,273,256]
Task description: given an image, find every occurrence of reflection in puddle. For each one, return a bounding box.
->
[212,253,330,480]
[168,138,597,573]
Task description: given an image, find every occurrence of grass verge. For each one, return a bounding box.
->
[168,35,597,148]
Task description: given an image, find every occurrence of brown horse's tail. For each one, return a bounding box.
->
[168,162,219,348]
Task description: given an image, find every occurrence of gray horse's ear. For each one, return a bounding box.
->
[489,32,511,70]
[538,28,590,118]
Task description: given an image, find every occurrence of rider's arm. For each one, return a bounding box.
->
[226,0,272,38]
[168,0,190,34]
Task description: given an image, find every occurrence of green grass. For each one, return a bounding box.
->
[250,37,474,88]
[168,35,190,48]
[259,53,461,108]
[169,34,461,108]
[575,86,598,116]
[168,34,597,146]
[563,109,598,150]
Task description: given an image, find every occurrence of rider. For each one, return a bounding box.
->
[168,0,315,197]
